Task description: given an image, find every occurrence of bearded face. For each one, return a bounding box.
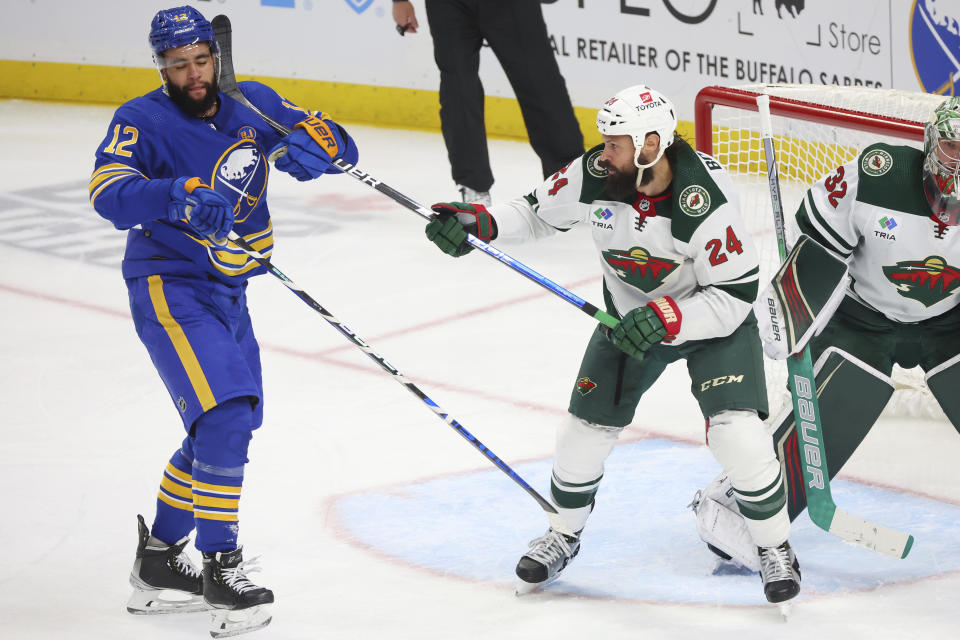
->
[167,78,218,117]
[159,42,219,118]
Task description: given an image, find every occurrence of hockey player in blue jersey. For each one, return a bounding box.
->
[89,6,358,637]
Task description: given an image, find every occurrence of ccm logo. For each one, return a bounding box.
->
[700,374,744,391]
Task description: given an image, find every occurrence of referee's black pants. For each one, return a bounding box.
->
[425,0,584,192]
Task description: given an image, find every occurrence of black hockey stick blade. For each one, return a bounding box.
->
[212,15,238,95]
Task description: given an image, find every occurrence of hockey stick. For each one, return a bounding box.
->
[225,230,557,515]
[211,14,618,331]
[757,95,913,558]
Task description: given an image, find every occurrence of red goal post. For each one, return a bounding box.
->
[694,85,926,157]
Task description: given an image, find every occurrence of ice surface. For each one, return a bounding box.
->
[2,100,959,639]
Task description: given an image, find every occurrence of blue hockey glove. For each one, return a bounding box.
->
[269,114,359,181]
[168,177,234,244]
[425,202,497,257]
[607,297,682,360]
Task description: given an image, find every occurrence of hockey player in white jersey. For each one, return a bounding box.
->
[424,85,800,607]
[693,97,960,573]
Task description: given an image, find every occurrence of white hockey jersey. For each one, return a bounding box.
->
[797,143,960,323]
[489,142,760,344]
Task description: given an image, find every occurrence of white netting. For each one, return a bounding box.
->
[700,84,947,420]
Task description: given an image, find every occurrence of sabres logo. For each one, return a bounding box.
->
[601,246,681,292]
[882,255,960,307]
[210,139,268,224]
[576,377,598,396]
[909,2,960,95]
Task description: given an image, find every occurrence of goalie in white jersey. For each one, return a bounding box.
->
[693,97,960,573]
[424,85,800,606]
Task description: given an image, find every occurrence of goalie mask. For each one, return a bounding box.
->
[149,5,220,95]
[596,85,678,188]
[923,96,960,226]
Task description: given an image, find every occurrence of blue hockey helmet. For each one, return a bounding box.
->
[149,6,215,59]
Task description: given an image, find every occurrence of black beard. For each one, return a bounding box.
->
[168,80,218,118]
[602,163,642,199]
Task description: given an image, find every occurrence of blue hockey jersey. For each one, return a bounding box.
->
[90,81,317,282]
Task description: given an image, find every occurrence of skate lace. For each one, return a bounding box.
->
[759,545,794,582]
[525,530,574,565]
[173,552,202,580]
[220,555,263,594]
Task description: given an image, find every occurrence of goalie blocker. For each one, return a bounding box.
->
[757,235,849,360]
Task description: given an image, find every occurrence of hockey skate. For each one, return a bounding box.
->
[457,185,492,207]
[127,514,207,615]
[758,541,801,619]
[514,528,580,595]
[203,547,274,638]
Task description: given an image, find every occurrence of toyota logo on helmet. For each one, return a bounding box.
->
[596,85,678,188]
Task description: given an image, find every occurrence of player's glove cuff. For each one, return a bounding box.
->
[646,296,682,343]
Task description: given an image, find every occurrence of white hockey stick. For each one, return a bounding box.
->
[757,95,914,558]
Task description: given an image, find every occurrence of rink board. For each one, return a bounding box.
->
[331,438,960,606]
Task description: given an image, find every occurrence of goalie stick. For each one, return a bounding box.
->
[224,230,557,515]
[211,14,618,332]
[757,95,913,558]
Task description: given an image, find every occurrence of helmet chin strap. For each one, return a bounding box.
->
[633,148,666,190]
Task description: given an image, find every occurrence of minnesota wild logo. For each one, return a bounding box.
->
[882,255,960,307]
[576,377,598,396]
[601,246,680,292]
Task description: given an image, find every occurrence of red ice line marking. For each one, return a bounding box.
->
[11,278,955,506]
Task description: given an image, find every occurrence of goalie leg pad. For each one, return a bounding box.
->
[548,414,622,534]
[756,234,849,360]
[707,410,789,548]
[926,352,960,432]
[771,346,894,519]
[692,474,761,572]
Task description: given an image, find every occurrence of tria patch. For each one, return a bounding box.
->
[882,255,960,307]
[576,377,598,396]
[586,149,608,178]
[862,149,894,176]
[678,185,711,216]
[601,246,681,293]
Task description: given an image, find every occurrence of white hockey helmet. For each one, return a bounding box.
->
[596,85,678,186]
[923,96,960,225]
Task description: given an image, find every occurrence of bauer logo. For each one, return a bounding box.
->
[678,185,711,216]
[211,139,268,224]
[862,149,893,176]
[909,2,960,94]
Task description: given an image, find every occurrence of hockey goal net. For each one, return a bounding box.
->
[694,84,947,420]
